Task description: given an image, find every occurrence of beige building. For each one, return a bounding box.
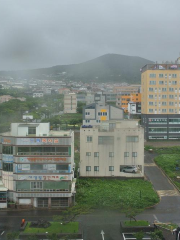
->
[80,120,144,178]
[64,93,77,113]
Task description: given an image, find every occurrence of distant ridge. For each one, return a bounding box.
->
[0,54,154,83]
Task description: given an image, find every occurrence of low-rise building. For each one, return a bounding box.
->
[80,120,144,178]
[64,93,77,113]
[0,123,75,208]
[83,103,124,126]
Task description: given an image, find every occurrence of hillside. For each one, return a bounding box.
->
[0,54,154,83]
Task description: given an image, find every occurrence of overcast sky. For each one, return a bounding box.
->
[0,0,180,70]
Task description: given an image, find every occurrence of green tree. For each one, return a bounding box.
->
[123,207,144,222]
[134,231,144,240]
[150,230,163,240]
[6,231,19,240]
[77,102,85,114]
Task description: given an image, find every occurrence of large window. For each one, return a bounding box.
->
[87,136,92,142]
[86,166,91,171]
[94,166,99,171]
[98,136,114,145]
[2,146,13,154]
[149,80,156,85]
[149,88,153,91]
[148,95,153,99]
[30,182,43,190]
[109,152,114,157]
[124,152,129,157]
[2,162,13,172]
[159,74,164,78]
[169,118,180,124]
[28,127,36,135]
[159,81,164,85]
[149,118,167,124]
[162,88,167,92]
[86,152,91,156]
[132,152,137,157]
[94,152,99,157]
[149,74,156,78]
[169,128,180,133]
[109,166,114,171]
[149,127,167,133]
[126,136,139,142]
[17,146,69,156]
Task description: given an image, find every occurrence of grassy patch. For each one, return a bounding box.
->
[24,222,79,234]
[145,145,180,154]
[124,220,149,227]
[76,179,159,210]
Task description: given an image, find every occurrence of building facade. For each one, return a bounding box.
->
[64,93,77,113]
[116,93,141,112]
[80,120,144,177]
[83,103,124,126]
[141,63,180,140]
[0,123,75,208]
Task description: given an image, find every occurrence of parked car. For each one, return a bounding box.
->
[121,166,138,173]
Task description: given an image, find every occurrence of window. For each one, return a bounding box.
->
[28,127,36,135]
[169,109,174,113]
[172,74,177,78]
[2,146,13,154]
[109,152,114,157]
[94,152,99,157]
[85,120,90,123]
[149,88,153,91]
[162,95,167,99]
[126,136,139,142]
[169,88,174,92]
[86,152,91,156]
[149,102,153,106]
[30,182,43,189]
[169,95,174,99]
[149,95,153,99]
[86,166,91,171]
[169,118,180,124]
[162,109,167,113]
[132,152,137,157]
[87,136,92,142]
[94,166,99,171]
[85,112,90,115]
[124,152,129,157]
[149,109,153,113]
[149,127,167,133]
[162,102,167,106]
[159,74,164,78]
[98,112,102,116]
[159,81,164,85]
[109,166,114,171]
[2,162,13,172]
[103,112,107,116]
[169,102,174,106]
[149,74,156,78]
[98,136,114,145]
[149,80,156,85]
[162,88,167,92]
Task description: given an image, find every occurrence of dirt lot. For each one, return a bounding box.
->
[145,141,180,147]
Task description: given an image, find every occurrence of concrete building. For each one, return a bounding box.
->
[0,123,75,208]
[64,93,77,113]
[141,62,180,140]
[116,93,141,113]
[33,91,44,98]
[113,85,141,94]
[80,120,144,178]
[128,102,141,115]
[83,103,124,126]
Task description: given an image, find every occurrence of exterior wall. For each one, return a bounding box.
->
[80,121,144,177]
[11,123,50,136]
[64,93,77,113]
[113,85,140,94]
[116,93,141,113]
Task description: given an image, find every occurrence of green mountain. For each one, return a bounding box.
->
[0,54,154,83]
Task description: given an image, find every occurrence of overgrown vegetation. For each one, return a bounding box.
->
[124,220,149,227]
[145,145,180,154]
[76,178,159,210]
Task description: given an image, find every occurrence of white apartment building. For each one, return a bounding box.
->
[80,120,144,178]
[64,93,77,113]
[83,103,124,126]
[0,123,75,208]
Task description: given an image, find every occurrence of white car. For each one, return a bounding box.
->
[121,166,138,173]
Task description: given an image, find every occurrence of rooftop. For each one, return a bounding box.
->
[141,64,180,73]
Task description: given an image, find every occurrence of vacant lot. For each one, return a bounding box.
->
[76,178,159,210]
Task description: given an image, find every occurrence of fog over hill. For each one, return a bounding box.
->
[0,54,154,83]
